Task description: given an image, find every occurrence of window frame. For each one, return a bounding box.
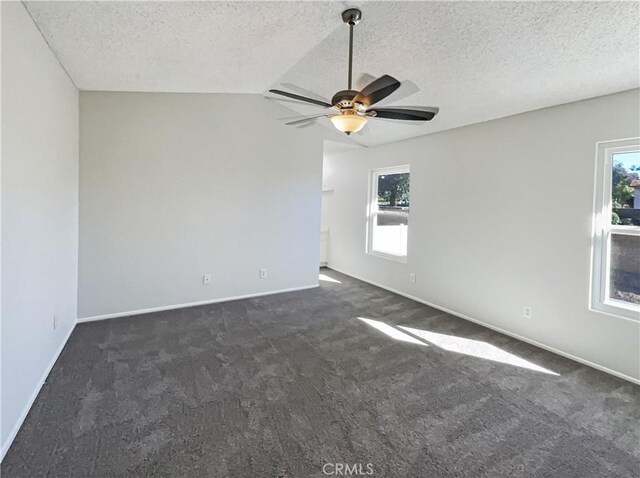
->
[366,165,410,262]
[591,138,640,321]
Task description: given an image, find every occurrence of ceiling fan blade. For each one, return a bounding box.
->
[369,107,439,121]
[269,89,332,108]
[353,75,401,106]
[285,114,330,126]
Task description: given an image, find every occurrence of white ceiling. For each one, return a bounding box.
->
[24,1,640,147]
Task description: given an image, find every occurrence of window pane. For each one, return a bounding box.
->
[609,233,640,305]
[372,212,408,256]
[377,173,410,209]
[611,151,640,226]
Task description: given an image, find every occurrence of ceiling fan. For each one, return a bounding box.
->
[269,8,439,135]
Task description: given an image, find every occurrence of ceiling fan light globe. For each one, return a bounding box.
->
[330,112,367,134]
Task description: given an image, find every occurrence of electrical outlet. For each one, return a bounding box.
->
[409,272,416,283]
[523,306,532,319]
[53,315,57,330]
[260,268,268,279]
[203,274,212,285]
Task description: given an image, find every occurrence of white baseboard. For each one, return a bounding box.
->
[3,273,634,463]
[327,266,640,385]
[77,284,320,323]
[1,321,77,461]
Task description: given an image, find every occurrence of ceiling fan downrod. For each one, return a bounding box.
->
[342,8,362,90]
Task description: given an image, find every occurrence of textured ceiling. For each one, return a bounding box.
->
[24,1,640,147]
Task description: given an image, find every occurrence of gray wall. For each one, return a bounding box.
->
[79,92,324,319]
[323,89,640,381]
[1,2,79,455]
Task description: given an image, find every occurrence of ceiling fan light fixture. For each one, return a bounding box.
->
[330,111,368,135]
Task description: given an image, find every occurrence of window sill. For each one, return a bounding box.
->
[591,300,640,322]
[367,250,408,263]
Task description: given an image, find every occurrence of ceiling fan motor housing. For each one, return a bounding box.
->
[331,90,368,114]
[331,89,358,108]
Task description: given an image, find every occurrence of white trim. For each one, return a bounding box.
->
[1,273,636,462]
[77,284,319,323]
[590,138,640,321]
[368,250,408,263]
[327,266,640,385]
[1,322,77,461]
[369,165,411,176]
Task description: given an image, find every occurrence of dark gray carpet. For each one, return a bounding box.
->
[2,268,639,477]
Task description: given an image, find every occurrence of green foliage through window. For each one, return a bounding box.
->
[377,173,409,207]
[612,161,637,209]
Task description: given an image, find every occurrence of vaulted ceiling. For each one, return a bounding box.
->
[24,1,640,147]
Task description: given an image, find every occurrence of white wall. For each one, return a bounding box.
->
[1,1,79,456]
[79,92,325,319]
[323,89,640,381]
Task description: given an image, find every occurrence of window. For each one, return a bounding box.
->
[367,166,410,261]
[591,138,640,320]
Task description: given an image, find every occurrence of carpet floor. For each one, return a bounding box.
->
[2,268,639,477]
